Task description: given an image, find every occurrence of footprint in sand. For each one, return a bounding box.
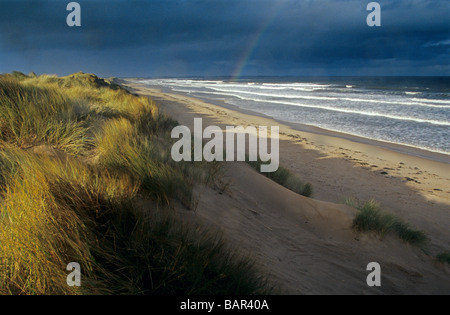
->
[404,177,421,184]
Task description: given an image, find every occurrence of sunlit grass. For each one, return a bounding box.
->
[0,71,272,295]
[0,78,91,155]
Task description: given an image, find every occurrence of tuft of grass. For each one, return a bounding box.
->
[120,209,273,294]
[246,158,312,197]
[94,117,192,206]
[436,253,450,265]
[0,77,91,155]
[348,199,428,246]
[10,71,28,80]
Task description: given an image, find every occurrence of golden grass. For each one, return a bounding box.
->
[0,72,272,295]
[0,147,140,294]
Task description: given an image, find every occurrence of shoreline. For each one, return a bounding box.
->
[121,79,450,253]
[119,78,450,294]
[128,80,450,164]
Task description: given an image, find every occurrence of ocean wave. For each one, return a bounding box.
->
[256,99,450,127]
[171,88,449,126]
[412,98,450,104]
[140,79,450,154]
[188,87,450,109]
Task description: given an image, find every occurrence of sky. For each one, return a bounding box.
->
[0,0,449,78]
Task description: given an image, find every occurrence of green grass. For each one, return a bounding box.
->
[0,72,272,295]
[246,158,313,197]
[347,199,428,247]
[436,253,450,265]
[119,209,272,294]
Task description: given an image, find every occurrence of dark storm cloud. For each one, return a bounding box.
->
[0,0,448,76]
[0,0,266,50]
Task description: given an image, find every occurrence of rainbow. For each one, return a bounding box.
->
[231,3,284,81]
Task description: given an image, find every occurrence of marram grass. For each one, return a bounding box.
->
[0,72,272,295]
[436,252,450,265]
[347,198,428,247]
[246,157,313,197]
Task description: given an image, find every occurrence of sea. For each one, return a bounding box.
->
[136,76,450,157]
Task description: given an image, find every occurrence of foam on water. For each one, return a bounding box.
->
[137,77,450,155]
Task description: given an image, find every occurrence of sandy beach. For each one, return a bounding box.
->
[121,79,450,294]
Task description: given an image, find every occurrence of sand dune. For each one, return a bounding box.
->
[192,162,449,294]
[121,80,450,294]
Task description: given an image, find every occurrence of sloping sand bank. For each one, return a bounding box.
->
[121,80,450,294]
